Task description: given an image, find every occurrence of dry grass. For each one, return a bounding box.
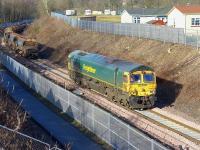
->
[0,88,35,149]
[0,88,26,130]
[25,16,200,123]
[0,87,57,149]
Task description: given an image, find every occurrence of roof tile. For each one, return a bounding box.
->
[175,5,200,14]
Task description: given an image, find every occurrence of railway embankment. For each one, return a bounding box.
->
[25,16,200,124]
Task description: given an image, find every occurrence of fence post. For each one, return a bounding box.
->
[172,28,175,44]
[76,18,78,28]
[92,105,95,132]
[151,139,154,150]
[91,21,92,32]
[128,125,130,150]
[139,24,141,39]
[87,21,89,31]
[100,23,103,34]
[108,113,111,145]
[184,29,187,46]
[94,21,96,33]
[67,91,69,108]
[178,29,179,44]
[93,21,94,32]
[118,23,120,36]
[197,30,199,50]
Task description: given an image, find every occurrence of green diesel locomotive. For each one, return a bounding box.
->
[68,50,157,109]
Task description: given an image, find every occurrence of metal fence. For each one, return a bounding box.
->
[0,124,53,150]
[51,12,200,48]
[0,53,169,150]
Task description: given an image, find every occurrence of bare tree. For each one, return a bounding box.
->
[0,0,37,22]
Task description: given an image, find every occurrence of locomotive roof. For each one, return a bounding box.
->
[70,50,153,72]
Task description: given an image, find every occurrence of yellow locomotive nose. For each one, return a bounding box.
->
[131,86,156,97]
[129,71,156,97]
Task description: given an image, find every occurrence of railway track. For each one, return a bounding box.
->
[0,46,199,149]
[30,59,200,149]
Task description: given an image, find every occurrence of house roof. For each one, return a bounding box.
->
[124,7,171,16]
[175,5,200,14]
[147,20,167,26]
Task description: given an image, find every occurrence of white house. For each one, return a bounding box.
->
[121,8,169,24]
[167,5,200,33]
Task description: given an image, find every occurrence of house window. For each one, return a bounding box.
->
[191,18,200,26]
[197,19,200,25]
[138,17,140,23]
[134,17,140,24]
[192,18,195,25]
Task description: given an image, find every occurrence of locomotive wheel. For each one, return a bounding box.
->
[105,88,111,97]
[112,96,117,102]
[105,88,114,101]
[120,98,128,107]
[105,88,109,96]
[75,78,81,86]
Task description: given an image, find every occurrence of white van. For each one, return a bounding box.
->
[85,10,92,16]
[65,10,76,16]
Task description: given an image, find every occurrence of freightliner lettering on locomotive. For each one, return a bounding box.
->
[68,50,157,109]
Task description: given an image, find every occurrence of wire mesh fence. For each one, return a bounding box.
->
[51,12,200,49]
[0,124,51,150]
[0,52,173,150]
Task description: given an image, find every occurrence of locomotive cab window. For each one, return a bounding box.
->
[130,74,141,83]
[143,73,154,82]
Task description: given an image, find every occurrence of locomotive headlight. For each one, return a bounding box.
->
[132,90,138,95]
[151,90,156,94]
